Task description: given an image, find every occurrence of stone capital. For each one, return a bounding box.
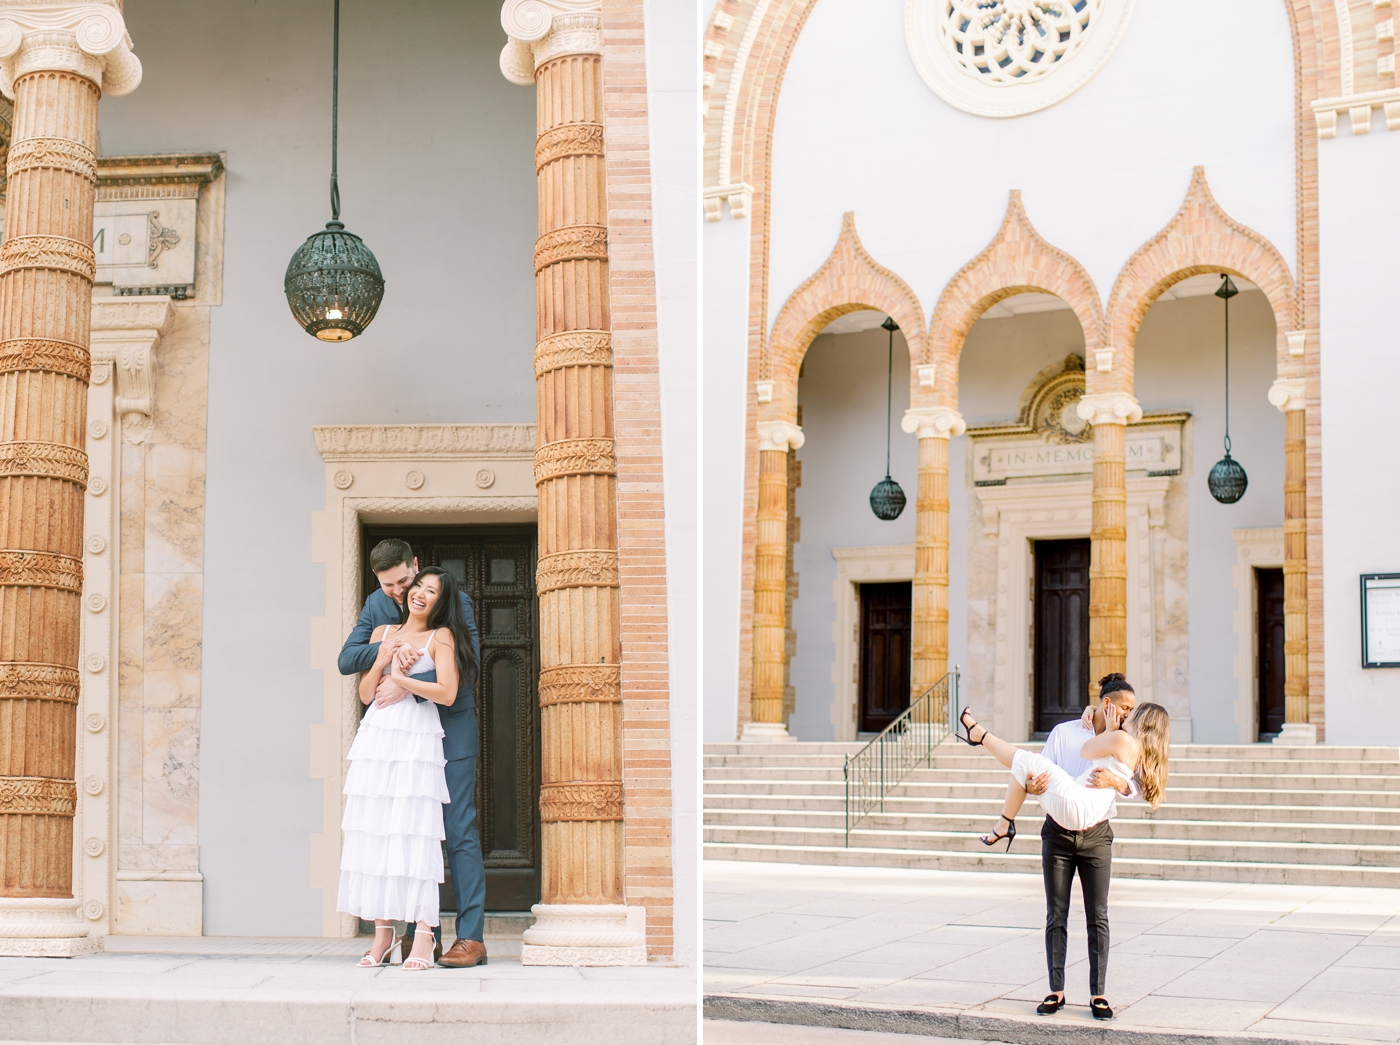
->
[756,419,803,453]
[901,406,965,440]
[1076,392,1143,426]
[499,0,602,85]
[0,2,141,99]
[1267,377,1306,413]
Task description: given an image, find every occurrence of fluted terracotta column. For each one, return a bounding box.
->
[1077,393,1141,701]
[745,419,803,740]
[902,406,965,703]
[1268,378,1313,743]
[501,0,644,965]
[0,2,139,957]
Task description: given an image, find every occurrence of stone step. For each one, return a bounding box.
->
[704,754,1400,776]
[702,766,1400,789]
[703,742,1400,760]
[704,808,1400,844]
[704,779,1400,806]
[703,792,1400,823]
[704,823,1400,867]
[702,840,1400,888]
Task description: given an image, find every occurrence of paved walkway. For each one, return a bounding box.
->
[0,937,696,1045]
[704,860,1400,1044]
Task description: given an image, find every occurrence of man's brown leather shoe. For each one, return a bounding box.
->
[437,939,488,967]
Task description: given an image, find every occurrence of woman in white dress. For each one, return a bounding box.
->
[957,701,1171,838]
[338,566,471,970]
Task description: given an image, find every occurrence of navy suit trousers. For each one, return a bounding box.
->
[443,756,486,942]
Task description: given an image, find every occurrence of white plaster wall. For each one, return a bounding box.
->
[645,0,698,966]
[702,217,750,742]
[1318,129,1400,745]
[100,0,539,935]
[789,294,1282,743]
[766,0,1297,321]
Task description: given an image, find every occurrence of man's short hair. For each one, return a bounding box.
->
[1099,672,1135,700]
[369,538,414,574]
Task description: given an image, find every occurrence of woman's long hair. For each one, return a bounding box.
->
[1128,702,1171,809]
[397,566,477,691]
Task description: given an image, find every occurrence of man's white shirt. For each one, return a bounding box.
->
[1040,718,1141,818]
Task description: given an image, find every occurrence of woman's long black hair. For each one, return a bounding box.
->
[397,566,477,690]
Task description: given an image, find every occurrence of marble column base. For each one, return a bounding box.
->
[1274,722,1318,745]
[740,721,795,742]
[0,898,101,957]
[520,903,647,966]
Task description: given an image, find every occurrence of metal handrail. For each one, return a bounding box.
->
[843,666,960,846]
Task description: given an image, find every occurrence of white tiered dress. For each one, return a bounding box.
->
[336,634,447,926]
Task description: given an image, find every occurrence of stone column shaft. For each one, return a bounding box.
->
[1078,394,1140,700]
[747,419,802,739]
[1282,407,1308,725]
[0,4,141,957]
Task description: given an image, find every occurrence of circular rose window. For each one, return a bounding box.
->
[905,0,1136,117]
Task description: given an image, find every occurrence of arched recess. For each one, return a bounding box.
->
[926,190,1104,409]
[764,211,927,424]
[1104,166,1300,395]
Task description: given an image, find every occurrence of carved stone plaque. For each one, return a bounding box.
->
[93,199,196,295]
[972,419,1184,486]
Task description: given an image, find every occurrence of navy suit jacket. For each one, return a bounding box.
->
[338,588,481,761]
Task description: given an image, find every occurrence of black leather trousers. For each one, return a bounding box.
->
[1041,815,1113,996]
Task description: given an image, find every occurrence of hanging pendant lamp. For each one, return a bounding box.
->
[869,316,907,521]
[284,0,385,342]
[1207,274,1248,504]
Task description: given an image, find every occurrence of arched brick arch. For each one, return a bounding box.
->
[1103,166,1300,395]
[926,191,1103,409]
[763,211,927,423]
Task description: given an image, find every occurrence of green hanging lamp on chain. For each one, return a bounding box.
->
[1207,274,1248,504]
[869,316,907,521]
[285,0,385,342]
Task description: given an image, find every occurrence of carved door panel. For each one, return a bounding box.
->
[859,582,912,733]
[1033,538,1091,734]
[362,524,541,913]
[1256,567,1286,739]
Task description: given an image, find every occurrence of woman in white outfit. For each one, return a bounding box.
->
[957,701,1170,837]
[338,566,470,970]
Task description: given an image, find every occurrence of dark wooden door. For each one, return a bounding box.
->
[1257,567,1286,739]
[362,524,540,913]
[1033,538,1091,734]
[859,582,912,733]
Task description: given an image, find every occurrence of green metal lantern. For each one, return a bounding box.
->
[285,0,384,342]
[1207,274,1247,504]
[869,316,907,521]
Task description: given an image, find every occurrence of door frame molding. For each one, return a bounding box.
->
[1231,528,1285,743]
[309,424,537,937]
[832,545,914,741]
[975,477,1169,742]
[1031,537,1093,735]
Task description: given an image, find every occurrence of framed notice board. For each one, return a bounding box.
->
[1361,574,1400,668]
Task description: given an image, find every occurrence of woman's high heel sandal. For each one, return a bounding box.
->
[403,931,442,971]
[980,814,1016,852]
[954,707,987,746]
[358,930,400,968]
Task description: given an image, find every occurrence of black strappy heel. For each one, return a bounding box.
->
[1090,998,1114,1020]
[980,815,1016,852]
[954,707,987,746]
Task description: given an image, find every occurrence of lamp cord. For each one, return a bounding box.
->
[885,322,894,478]
[330,0,341,222]
[1220,284,1232,451]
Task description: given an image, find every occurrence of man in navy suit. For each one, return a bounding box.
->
[339,538,488,967]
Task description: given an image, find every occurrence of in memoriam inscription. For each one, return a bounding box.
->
[971,419,1185,486]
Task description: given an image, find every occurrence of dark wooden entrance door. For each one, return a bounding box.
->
[1256,567,1286,739]
[1033,538,1091,734]
[859,582,912,733]
[361,524,541,913]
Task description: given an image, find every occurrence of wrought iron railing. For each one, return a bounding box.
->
[843,667,960,846]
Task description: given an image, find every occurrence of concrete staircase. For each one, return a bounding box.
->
[704,741,1400,887]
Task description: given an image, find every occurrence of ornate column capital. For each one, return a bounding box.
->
[1076,392,1143,426]
[0,2,141,98]
[901,406,965,439]
[1267,377,1307,413]
[756,419,803,453]
[499,0,602,85]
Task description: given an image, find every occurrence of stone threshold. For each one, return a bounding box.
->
[704,993,1361,1045]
